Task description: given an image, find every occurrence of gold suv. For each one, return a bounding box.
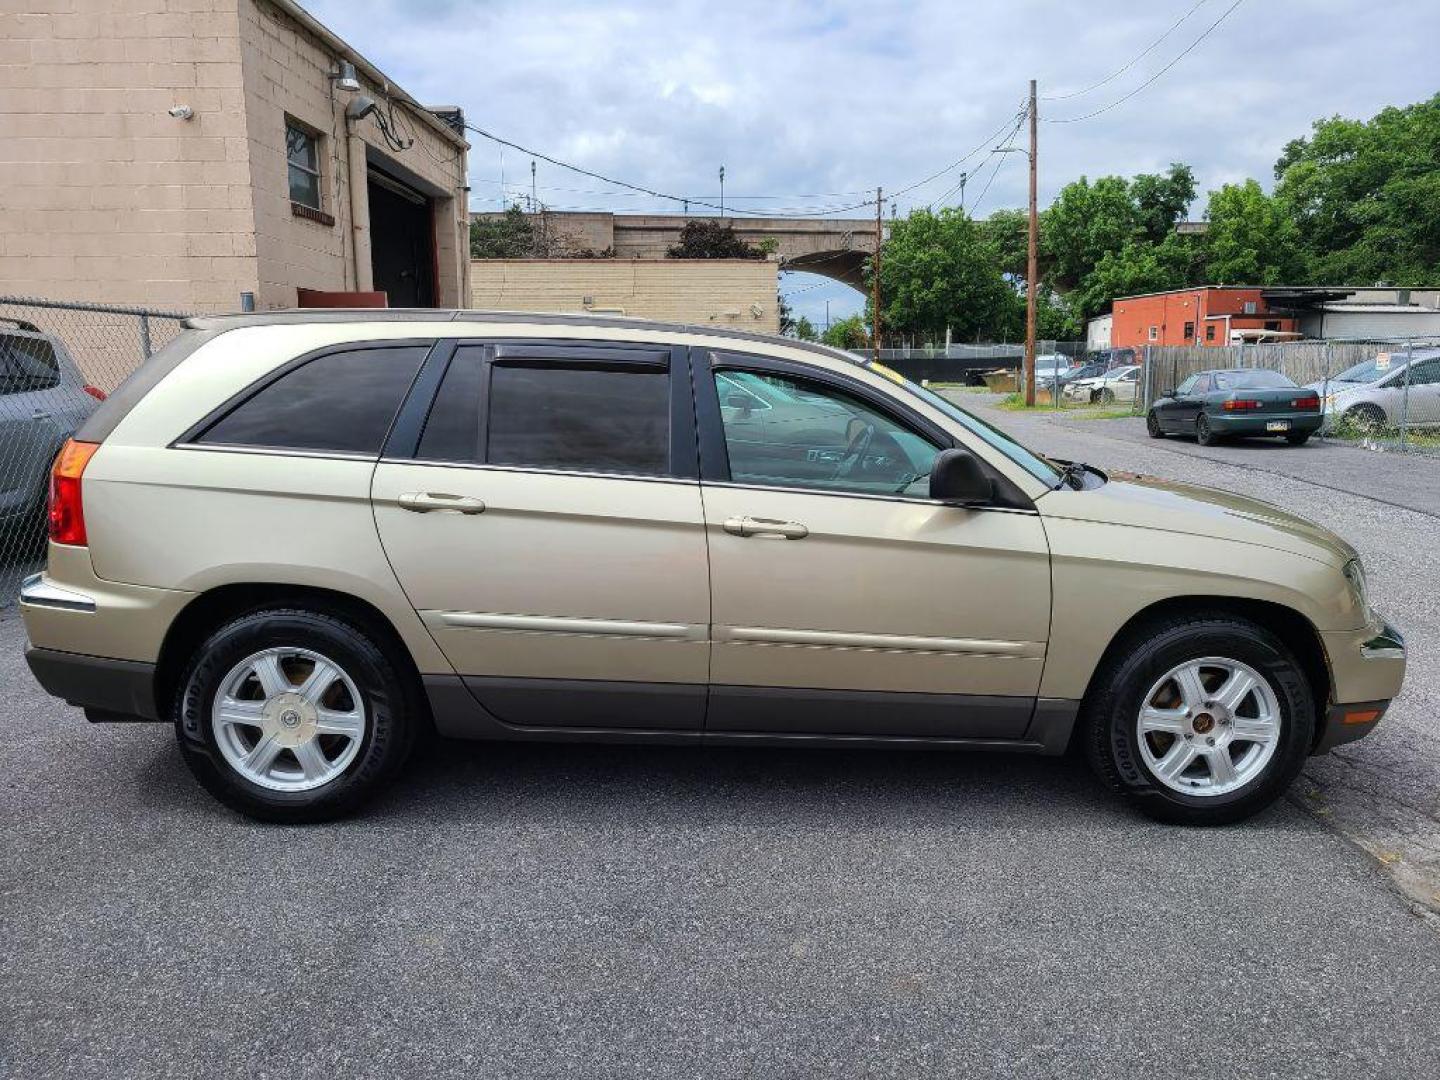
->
[20,312,1406,824]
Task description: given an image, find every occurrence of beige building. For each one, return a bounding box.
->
[0,0,469,313]
[470,259,781,333]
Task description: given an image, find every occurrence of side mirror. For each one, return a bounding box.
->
[724,392,754,414]
[928,448,995,505]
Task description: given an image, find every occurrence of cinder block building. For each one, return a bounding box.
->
[0,0,470,312]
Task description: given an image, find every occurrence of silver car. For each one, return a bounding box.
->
[0,322,102,548]
[1307,349,1440,433]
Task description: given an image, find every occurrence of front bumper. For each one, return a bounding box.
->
[1313,617,1406,754]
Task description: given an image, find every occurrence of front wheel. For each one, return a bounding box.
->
[174,608,418,822]
[1146,411,1165,438]
[1099,388,1116,404]
[1083,614,1315,825]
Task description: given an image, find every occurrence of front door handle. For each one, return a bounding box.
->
[397,492,486,515]
[722,515,808,540]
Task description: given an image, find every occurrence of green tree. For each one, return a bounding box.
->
[470,204,534,258]
[1205,179,1304,284]
[1041,175,1138,291]
[1071,232,1204,320]
[1275,94,1440,284]
[877,207,1015,343]
[1132,164,1197,244]
[792,315,818,341]
[980,208,1029,282]
[667,219,763,259]
[821,314,869,351]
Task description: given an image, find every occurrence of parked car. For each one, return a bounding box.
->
[21,312,1403,826]
[1056,360,1109,388]
[1064,364,1139,403]
[0,321,103,552]
[1148,368,1322,447]
[1304,349,1440,433]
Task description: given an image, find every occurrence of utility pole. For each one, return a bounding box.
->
[1024,78,1038,408]
[825,299,831,333]
[530,160,537,213]
[872,186,883,361]
[958,171,968,214]
[719,165,725,217]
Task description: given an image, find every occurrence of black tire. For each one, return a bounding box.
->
[1146,411,1165,438]
[1099,388,1116,404]
[1285,431,1311,446]
[1082,613,1315,826]
[173,608,418,823]
[1195,413,1219,446]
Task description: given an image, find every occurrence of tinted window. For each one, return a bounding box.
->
[0,334,61,395]
[199,345,426,454]
[416,346,483,462]
[1174,375,1198,396]
[715,369,941,497]
[1407,359,1440,386]
[487,362,669,475]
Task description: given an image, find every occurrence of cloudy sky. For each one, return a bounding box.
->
[307,0,1438,326]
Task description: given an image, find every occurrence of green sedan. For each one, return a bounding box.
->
[1147,368,1323,447]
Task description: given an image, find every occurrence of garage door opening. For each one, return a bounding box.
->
[368,169,436,308]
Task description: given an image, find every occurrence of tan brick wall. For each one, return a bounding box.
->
[0,0,258,310]
[238,0,469,310]
[0,0,469,314]
[470,259,780,332]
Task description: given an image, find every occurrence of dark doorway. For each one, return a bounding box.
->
[368,170,435,308]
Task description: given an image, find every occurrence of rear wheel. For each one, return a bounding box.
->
[1099,388,1116,404]
[1343,403,1386,435]
[1146,411,1165,438]
[1082,613,1314,825]
[174,608,418,822]
[1195,414,1219,446]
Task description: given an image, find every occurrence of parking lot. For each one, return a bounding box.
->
[4,394,1440,1078]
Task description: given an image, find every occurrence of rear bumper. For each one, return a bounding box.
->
[1208,412,1323,435]
[25,645,158,721]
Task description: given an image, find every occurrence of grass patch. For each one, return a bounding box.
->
[992,393,1137,420]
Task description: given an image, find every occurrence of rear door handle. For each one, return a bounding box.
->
[722,515,808,540]
[397,492,486,515]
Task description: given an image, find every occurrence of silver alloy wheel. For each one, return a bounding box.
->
[1136,656,1282,797]
[211,647,366,793]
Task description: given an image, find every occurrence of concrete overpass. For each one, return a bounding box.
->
[470,210,876,290]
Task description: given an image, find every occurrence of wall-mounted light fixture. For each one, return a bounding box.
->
[167,105,194,121]
[329,60,360,93]
[344,95,377,122]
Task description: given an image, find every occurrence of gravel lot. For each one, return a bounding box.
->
[4,400,1440,1078]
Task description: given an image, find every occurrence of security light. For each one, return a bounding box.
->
[329,61,360,92]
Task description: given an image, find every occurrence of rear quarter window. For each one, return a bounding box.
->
[0,334,61,395]
[194,344,428,455]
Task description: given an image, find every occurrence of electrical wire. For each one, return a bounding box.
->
[964,112,1027,217]
[887,104,1029,199]
[1041,0,1209,101]
[1045,0,1247,124]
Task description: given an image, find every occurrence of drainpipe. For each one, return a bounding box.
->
[346,116,373,292]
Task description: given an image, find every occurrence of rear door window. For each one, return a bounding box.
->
[0,334,61,395]
[196,344,428,455]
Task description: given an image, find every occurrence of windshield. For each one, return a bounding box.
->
[1213,369,1296,390]
[871,364,1063,486]
[1331,355,1403,384]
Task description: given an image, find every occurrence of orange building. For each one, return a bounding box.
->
[1111,287,1299,348]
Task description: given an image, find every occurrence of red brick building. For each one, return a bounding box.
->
[1111,287,1299,348]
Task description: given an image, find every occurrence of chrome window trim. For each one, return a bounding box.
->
[19,573,96,613]
[697,479,1041,514]
[378,456,700,486]
[174,442,378,463]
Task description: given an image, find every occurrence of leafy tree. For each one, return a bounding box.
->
[667,219,763,259]
[792,315,818,341]
[1205,180,1304,284]
[876,208,1015,343]
[777,292,796,336]
[1132,164,1197,244]
[821,314,869,351]
[1275,94,1440,284]
[470,204,534,258]
[980,208,1030,282]
[1041,175,1138,291]
[1070,232,1204,320]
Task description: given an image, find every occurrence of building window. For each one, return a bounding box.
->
[1242,300,1257,315]
[1205,324,1216,341]
[286,119,323,211]
[1183,321,1195,340]
[1264,320,1280,331]
[1148,325,1159,341]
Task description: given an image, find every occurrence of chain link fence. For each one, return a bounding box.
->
[1137,337,1440,452]
[0,297,190,604]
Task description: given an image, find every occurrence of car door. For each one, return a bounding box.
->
[0,331,65,531]
[372,339,709,730]
[1153,374,1193,431]
[694,349,1052,740]
[1168,374,1210,430]
[1393,356,1440,428]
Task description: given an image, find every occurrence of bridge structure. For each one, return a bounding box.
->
[470,210,877,291]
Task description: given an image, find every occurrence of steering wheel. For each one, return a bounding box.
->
[837,421,876,478]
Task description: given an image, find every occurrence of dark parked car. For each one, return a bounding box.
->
[1147,368,1321,447]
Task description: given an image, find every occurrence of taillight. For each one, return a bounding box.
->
[1222,399,1263,411]
[1292,395,1319,410]
[82,384,106,401]
[48,439,99,546]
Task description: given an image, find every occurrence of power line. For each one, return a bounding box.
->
[887,105,1029,199]
[962,111,1027,217]
[1045,0,1247,124]
[1041,0,1209,101]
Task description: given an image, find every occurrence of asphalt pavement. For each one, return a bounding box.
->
[4,402,1440,1078]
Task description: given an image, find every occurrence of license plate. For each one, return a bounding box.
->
[1266,420,1290,432]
